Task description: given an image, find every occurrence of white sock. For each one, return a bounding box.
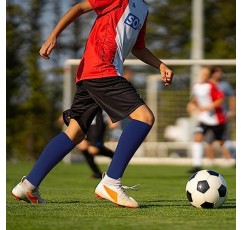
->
[191,142,204,167]
[22,178,36,191]
[103,173,120,184]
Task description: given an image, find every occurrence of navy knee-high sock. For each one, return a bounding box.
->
[107,120,152,179]
[27,132,76,187]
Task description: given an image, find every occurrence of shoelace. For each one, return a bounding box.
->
[121,184,139,191]
[112,183,131,199]
[102,172,139,192]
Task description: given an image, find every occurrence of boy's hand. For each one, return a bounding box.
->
[39,37,57,59]
[160,63,174,86]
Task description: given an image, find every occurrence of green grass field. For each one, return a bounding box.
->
[6,161,236,230]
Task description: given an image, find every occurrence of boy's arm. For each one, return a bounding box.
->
[39,1,93,59]
[131,47,174,85]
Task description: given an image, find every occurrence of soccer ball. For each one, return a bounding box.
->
[185,170,228,208]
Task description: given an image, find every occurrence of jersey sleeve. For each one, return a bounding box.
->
[88,0,121,15]
[133,17,147,49]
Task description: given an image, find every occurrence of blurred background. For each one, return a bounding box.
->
[6,0,236,161]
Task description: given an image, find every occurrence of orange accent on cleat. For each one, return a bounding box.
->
[103,185,118,203]
[94,174,139,208]
[26,192,39,204]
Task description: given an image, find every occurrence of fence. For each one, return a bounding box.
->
[62,59,236,163]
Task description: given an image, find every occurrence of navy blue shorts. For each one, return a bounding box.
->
[65,77,145,133]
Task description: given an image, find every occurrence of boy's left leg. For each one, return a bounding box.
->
[12,119,84,203]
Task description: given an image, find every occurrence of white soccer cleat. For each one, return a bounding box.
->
[95,175,139,208]
[12,176,47,204]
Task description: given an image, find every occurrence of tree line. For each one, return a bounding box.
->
[6,0,235,160]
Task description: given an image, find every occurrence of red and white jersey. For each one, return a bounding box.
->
[76,0,148,82]
[192,81,226,125]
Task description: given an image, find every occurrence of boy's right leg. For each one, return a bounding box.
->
[95,105,154,208]
[12,119,84,203]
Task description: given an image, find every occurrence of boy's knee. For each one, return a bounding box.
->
[130,105,155,126]
[144,112,155,126]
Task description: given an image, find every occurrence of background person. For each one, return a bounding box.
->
[187,65,233,173]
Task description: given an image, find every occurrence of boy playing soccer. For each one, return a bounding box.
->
[12,0,174,208]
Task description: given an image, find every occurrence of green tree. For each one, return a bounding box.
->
[146,0,192,59]
[204,1,235,58]
[6,0,61,160]
[6,1,27,159]
[146,0,235,59]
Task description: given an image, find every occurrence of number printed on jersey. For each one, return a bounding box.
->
[124,13,141,30]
